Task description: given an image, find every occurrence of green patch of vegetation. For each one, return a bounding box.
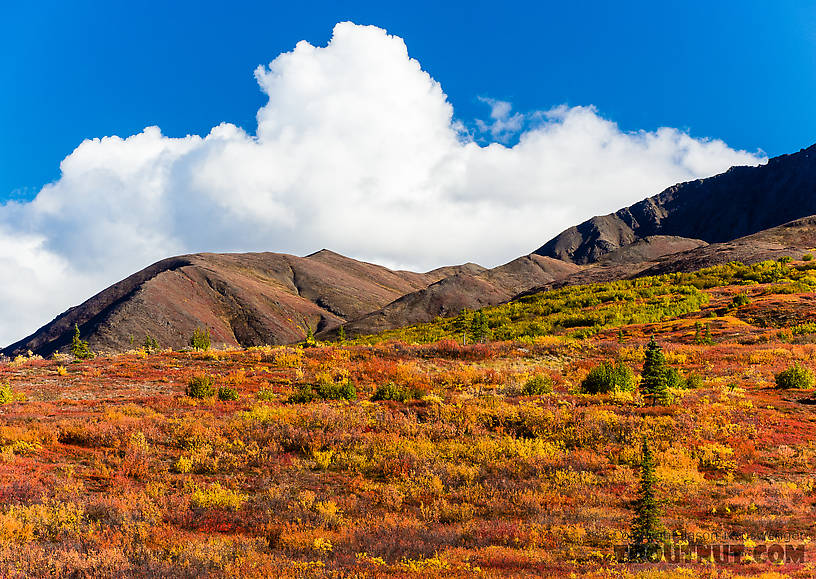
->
[521,373,553,395]
[405,258,816,347]
[731,293,751,308]
[70,324,94,360]
[775,363,814,389]
[142,334,160,354]
[682,371,703,389]
[186,374,216,399]
[359,272,713,345]
[371,382,424,402]
[356,259,816,347]
[189,327,211,351]
[791,322,816,335]
[217,385,239,401]
[288,380,357,403]
[257,387,276,401]
[581,361,634,394]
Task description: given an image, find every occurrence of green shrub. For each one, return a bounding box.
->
[257,387,276,401]
[190,327,211,351]
[803,253,813,262]
[288,380,357,403]
[791,322,816,336]
[775,363,814,389]
[664,367,683,389]
[70,324,94,360]
[371,382,424,403]
[187,374,216,399]
[521,373,553,395]
[217,385,239,401]
[731,293,751,308]
[682,372,703,389]
[581,361,634,394]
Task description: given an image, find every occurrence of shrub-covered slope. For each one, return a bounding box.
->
[1,259,816,575]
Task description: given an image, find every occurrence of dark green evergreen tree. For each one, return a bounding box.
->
[143,334,160,354]
[629,437,665,561]
[453,309,473,343]
[470,311,489,343]
[641,337,670,405]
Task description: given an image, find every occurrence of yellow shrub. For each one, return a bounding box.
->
[747,348,793,365]
[697,442,737,473]
[657,446,705,486]
[190,483,248,510]
[312,537,333,553]
[398,555,451,572]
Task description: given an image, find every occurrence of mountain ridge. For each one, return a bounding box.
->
[1,251,480,357]
[534,144,816,264]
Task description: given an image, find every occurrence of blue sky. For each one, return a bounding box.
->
[2,0,814,199]
[0,1,810,344]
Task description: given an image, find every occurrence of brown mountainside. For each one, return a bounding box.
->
[2,251,477,357]
[331,254,581,337]
[535,144,816,264]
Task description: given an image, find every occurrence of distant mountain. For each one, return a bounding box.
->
[2,250,478,357]
[9,142,816,356]
[535,144,816,264]
[519,215,816,298]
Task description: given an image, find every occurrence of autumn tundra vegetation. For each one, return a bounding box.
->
[1,258,816,577]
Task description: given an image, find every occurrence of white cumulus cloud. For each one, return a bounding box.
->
[0,22,764,346]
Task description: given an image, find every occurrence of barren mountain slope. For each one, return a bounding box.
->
[2,251,478,357]
[535,144,816,264]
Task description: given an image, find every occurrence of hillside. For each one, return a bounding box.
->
[535,144,816,264]
[356,253,816,346]
[519,215,816,296]
[332,254,581,338]
[1,259,815,576]
[1,250,478,357]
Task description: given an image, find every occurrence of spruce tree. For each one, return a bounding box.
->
[143,334,160,354]
[641,337,670,405]
[453,309,473,339]
[189,327,211,351]
[303,324,317,347]
[629,437,665,561]
[70,324,94,360]
[470,311,489,343]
